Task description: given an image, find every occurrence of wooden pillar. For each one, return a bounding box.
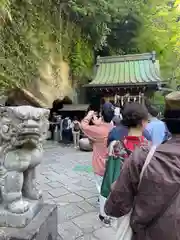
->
[141,93,145,105]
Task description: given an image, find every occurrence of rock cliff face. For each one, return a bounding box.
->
[6,58,74,108]
[165,91,180,110]
[36,58,73,107]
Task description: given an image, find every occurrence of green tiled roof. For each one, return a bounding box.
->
[85,52,162,87]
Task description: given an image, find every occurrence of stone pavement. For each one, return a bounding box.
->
[37,141,117,240]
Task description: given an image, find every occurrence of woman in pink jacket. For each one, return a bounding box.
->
[81,103,114,225]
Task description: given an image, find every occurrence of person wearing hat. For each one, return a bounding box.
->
[81,103,114,225]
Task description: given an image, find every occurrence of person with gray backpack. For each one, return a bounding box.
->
[62,116,72,144]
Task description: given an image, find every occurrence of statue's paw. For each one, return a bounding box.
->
[24,189,42,200]
[7,200,29,214]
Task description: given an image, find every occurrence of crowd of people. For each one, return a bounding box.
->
[80,94,180,240]
[48,114,81,148]
[48,94,180,239]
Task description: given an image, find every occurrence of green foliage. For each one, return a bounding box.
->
[150,91,165,116]
[1,0,180,91]
[0,0,52,89]
[0,0,130,90]
[0,0,94,89]
[67,0,122,48]
[151,92,165,105]
[133,0,180,86]
[0,0,12,22]
[70,37,94,79]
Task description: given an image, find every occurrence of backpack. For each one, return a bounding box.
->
[62,118,69,130]
[101,137,149,198]
[101,141,132,198]
[74,122,80,132]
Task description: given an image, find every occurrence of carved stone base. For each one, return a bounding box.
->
[0,204,57,240]
[0,199,43,228]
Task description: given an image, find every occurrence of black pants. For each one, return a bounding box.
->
[62,129,72,144]
[49,123,61,140]
[48,124,56,140]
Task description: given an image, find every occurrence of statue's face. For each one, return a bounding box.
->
[0,106,49,148]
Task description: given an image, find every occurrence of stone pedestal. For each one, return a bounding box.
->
[0,204,58,240]
[0,199,43,228]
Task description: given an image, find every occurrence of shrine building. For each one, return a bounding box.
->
[84,51,165,105]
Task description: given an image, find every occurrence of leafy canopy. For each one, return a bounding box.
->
[0,0,180,91]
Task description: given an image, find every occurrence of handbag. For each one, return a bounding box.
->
[101,141,130,198]
[116,145,157,240]
[101,155,122,198]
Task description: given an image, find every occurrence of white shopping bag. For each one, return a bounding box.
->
[116,212,132,240]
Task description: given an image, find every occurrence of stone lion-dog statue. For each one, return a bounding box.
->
[0,106,49,220]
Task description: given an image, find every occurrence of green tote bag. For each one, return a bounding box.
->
[101,141,130,198]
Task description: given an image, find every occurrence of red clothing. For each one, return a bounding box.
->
[123,136,149,152]
[112,136,149,158]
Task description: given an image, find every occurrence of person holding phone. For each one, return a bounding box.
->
[81,103,114,225]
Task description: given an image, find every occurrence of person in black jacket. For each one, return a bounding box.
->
[48,99,63,140]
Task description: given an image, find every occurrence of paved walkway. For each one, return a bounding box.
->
[37,142,117,240]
